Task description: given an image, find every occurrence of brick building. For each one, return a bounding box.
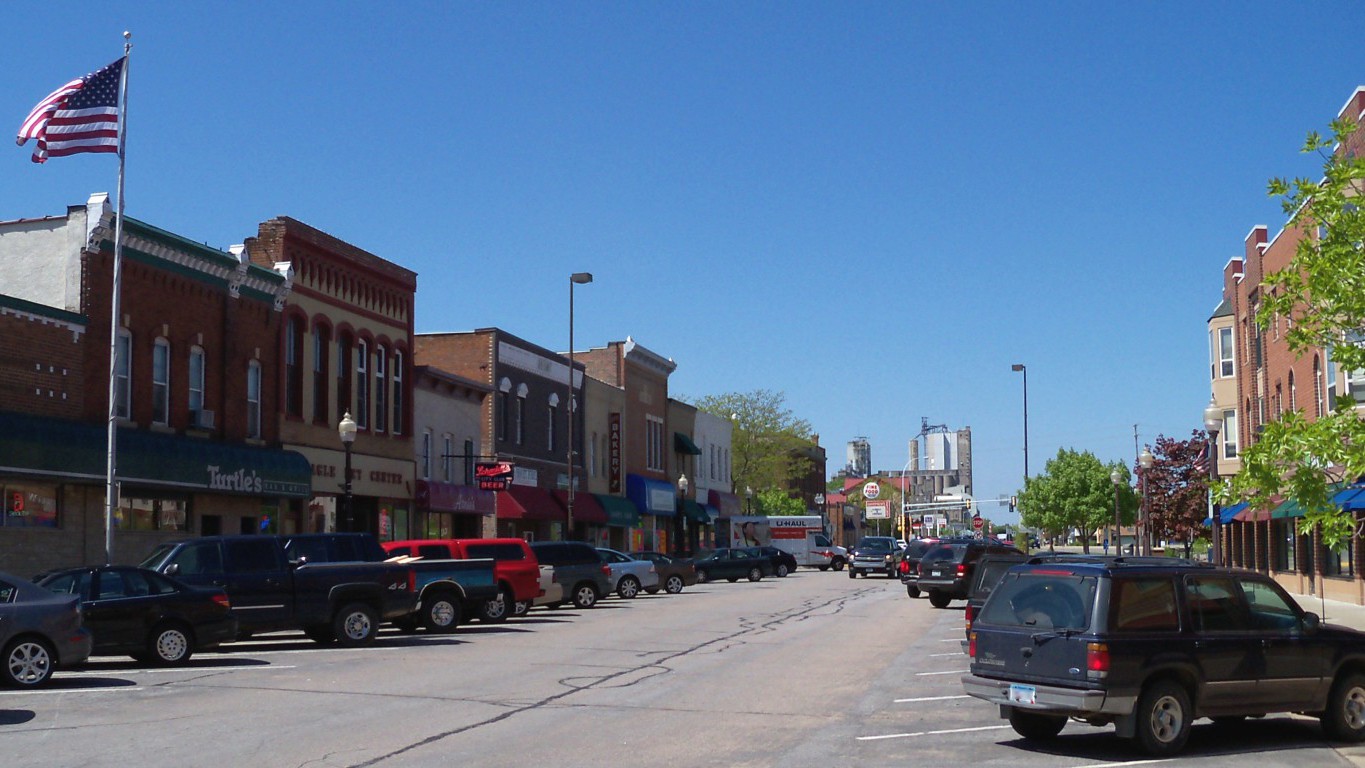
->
[411,365,496,539]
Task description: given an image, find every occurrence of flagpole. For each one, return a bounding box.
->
[104,32,131,565]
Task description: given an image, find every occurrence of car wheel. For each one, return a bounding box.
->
[1322,672,1365,741]
[304,624,336,644]
[423,592,463,633]
[696,570,711,584]
[907,585,921,598]
[848,569,857,580]
[928,591,951,608]
[1133,679,1192,756]
[664,575,685,594]
[748,567,763,582]
[2,637,54,687]
[571,583,598,609]
[1008,709,1066,740]
[147,621,194,665]
[513,600,531,617]
[727,577,739,582]
[617,576,641,599]
[776,564,790,578]
[832,559,846,571]
[478,588,513,623]
[332,602,379,647]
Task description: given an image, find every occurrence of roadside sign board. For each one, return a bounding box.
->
[475,461,515,491]
[972,515,984,530]
[864,482,881,500]
[866,501,890,519]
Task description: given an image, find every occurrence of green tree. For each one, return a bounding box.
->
[693,389,813,497]
[755,488,805,516]
[1229,118,1365,549]
[1018,448,1137,553]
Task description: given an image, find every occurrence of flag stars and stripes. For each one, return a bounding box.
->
[16,57,124,164]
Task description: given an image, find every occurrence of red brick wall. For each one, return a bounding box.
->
[0,307,84,419]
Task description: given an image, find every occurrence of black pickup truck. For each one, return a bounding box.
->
[138,535,417,647]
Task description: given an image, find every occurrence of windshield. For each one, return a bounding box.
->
[138,543,177,570]
[857,538,895,551]
[978,572,1098,632]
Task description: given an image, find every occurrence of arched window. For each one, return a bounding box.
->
[1315,356,1325,418]
[152,338,170,425]
[515,383,528,446]
[1289,370,1297,412]
[247,361,262,439]
[336,331,352,424]
[285,315,304,418]
[374,345,388,433]
[497,378,512,442]
[188,346,206,426]
[392,350,404,436]
[356,340,369,429]
[548,393,559,451]
[115,329,132,420]
[313,324,330,424]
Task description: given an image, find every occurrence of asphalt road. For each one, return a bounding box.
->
[1,570,1360,767]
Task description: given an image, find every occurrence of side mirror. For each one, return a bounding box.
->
[164,563,180,576]
[1303,612,1321,634]
[289,555,309,568]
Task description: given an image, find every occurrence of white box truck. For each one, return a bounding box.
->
[722,515,847,571]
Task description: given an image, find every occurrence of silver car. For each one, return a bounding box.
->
[1,570,92,687]
[596,548,660,599]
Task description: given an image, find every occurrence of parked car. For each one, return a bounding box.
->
[746,546,799,578]
[0,569,92,687]
[531,564,563,611]
[848,536,900,578]
[962,558,1365,756]
[528,542,612,609]
[917,538,1023,608]
[898,538,939,597]
[383,538,543,622]
[35,565,237,665]
[630,551,697,594]
[596,548,660,598]
[692,548,772,583]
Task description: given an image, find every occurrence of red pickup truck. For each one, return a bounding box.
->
[381,538,543,622]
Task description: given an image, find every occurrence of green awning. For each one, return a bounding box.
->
[1271,498,1306,519]
[0,411,312,498]
[674,432,702,456]
[681,500,709,523]
[595,494,642,527]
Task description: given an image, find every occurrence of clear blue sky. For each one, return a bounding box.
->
[7,3,1365,525]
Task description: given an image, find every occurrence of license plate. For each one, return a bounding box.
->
[931,570,942,577]
[1008,684,1036,705]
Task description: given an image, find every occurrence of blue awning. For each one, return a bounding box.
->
[1333,486,1365,510]
[1205,502,1247,527]
[626,474,677,516]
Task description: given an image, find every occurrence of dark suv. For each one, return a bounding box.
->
[848,536,900,578]
[898,538,939,597]
[962,558,1365,756]
[528,542,612,610]
[917,538,1022,608]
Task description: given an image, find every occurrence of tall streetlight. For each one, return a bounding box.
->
[677,473,689,557]
[1110,468,1123,555]
[1138,447,1154,556]
[745,486,754,515]
[1203,399,1222,566]
[566,272,593,541]
[338,411,357,532]
[1011,364,1029,481]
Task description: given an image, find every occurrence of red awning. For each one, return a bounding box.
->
[415,480,496,515]
[1233,506,1271,523]
[496,486,564,521]
[708,490,742,517]
[553,490,607,524]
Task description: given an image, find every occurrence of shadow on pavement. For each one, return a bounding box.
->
[0,710,36,725]
[1004,715,1330,761]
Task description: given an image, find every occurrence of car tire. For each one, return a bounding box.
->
[776,563,790,577]
[664,575,685,594]
[304,624,336,644]
[907,585,921,598]
[513,600,531,617]
[332,602,379,647]
[147,621,194,665]
[1321,672,1365,741]
[928,591,951,608]
[1008,709,1066,740]
[2,637,54,687]
[727,577,739,582]
[832,559,846,571]
[696,570,711,584]
[617,576,641,599]
[477,587,512,624]
[571,583,598,609]
[423,591,463,633]
[848,569,857,580]
[748,567,763,582]
[1133,679,1192,756]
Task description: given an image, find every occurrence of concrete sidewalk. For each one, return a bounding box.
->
[1289,591,1365,767]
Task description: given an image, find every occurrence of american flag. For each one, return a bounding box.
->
[1193,440,1213,475]
[17,57,124,164]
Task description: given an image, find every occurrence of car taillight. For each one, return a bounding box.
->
[1087,642,1110,677]
[212,593,231,609]
[898,560,910,574]
[955,563,966,578]
[408,569,417,592]
[601,564,612,576]
[964,604,975,632]
[969,631,977,658]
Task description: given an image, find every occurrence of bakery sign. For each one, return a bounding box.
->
[475,462,515,491]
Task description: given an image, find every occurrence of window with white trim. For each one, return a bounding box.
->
[188,346,206,423]
[392,350,403,435]
[152,338,170,425]
[115,330,131,420]
[421,430,432,480]
[646,415,664,471]
[246,361,262,439]
[374,345,388,433]
[1217,327,1234,378]
[356,341,369,429]
[1222,410,1238,459]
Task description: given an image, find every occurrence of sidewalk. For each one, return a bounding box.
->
[1289,591,1365,767]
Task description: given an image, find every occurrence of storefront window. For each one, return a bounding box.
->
[115,497,189,532]
[2,484,59,528]
[260,504,280,535]
[1325,542,1353,578]
[1275,520,1295,572]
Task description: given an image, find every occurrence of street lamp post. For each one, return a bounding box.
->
[745,486,753,515]
[677,473,689,557]
[1011,364,1029,480]
[566,272,593,541]
[338,411,357,532]
[1138,447,1154,556]
[1203,399,1222,566]
[1110,468,1123,555]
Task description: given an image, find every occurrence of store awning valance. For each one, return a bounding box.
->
[681,500,710,523]
[0,410,311,497]
[496,485,564,521]
[674,432,702,456]
[553,490,607,524]
[627,474,677,516]
[707,489,742,517]
[594,494,642,527]
[1333,486,1365,510]
[415,480,495,515]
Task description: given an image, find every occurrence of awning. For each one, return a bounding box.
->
[1235,505,1271,523]
[673,432,702,456]
[627,474,677,516]
[707,489,742,517]
[703,504,720,523]
[415,480,495,515]
[0,410,311,497]
[496,485,564,521]
[553,490,607,524]
[681,500,710,523]
[1220,502,1246,524]
[595,494,642,527]
[1333,486,1365,510]
[1271,498,1306,520]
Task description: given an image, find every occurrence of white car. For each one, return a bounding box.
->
[596,548,660,598]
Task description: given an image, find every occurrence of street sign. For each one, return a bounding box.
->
[475,461,515,491]
[972,515,984,530]
[864,482,881,500]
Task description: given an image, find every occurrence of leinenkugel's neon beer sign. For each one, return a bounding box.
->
[475,462,515,491]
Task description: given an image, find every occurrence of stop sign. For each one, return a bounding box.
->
[972,515,984,530]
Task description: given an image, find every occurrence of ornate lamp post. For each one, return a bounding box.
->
[1138,447,1154,556]
[1110,468,1123,555]
[1203,399,1223,566]
[677,473,689,557]
[745,486,754,515]
[338,411,357,532]
[566,272,592,540]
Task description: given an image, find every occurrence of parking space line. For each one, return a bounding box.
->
[894,694,969,703]
[914,669,966,676]
[0,687,144,696]
[1066,760,1174,768]
[83,664,299,675]
[928,652,961,657]
[857,724,1012,741]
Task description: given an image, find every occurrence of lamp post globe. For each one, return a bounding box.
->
[1203,398,1222,566]
[1138,447,1154,555]
[338,412,357,532]
[1110,468,1123,555]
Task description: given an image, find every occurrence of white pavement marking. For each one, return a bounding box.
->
[894,694,970,703]
[915,669,967,676]
[0,687,145,696]
[85,664,299,675]
[928,652,961,657]
[939,638,963,642]
[858,724,1012,741]
[1067,760,1175,768]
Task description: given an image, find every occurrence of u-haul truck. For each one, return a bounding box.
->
[722,515,847,571]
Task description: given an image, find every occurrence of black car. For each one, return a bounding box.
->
[898,538,939,597]
[962,557,1365,756]
[693,548,773,583]
[917,538,1023,608]
[746,546,798,578]
[36,565,236,665]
